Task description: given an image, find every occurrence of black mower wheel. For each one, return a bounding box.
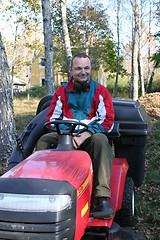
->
[115,176,135,227]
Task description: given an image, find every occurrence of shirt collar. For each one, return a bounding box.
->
[66,77,91,92]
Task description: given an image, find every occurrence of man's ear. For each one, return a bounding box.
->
[69,66,72,73]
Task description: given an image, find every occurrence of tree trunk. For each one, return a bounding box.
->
[130,10,134,98]
[146,0,151,91]
[138,52,145,96]
[132,0,139,100]
[147,60,159,93]
[85,0,89,55]
[138,0,145,96]
[0,33,16,173]
[11,22,18,98]
[60,0,72,80]
[41,0,55,94]
[114,0,121,98]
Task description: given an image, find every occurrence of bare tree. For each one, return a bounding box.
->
[114,0,121,98]
[146,0,152,91]
[11,16,19,93]
[138,0,145,96]
[130,10,134,98]
[147,0,160,92]
[147,60,159,92]
[0,33,16,173]
[60,0,72,80]
[41,0,55,94]
[130,0,140,100]
[84,0,89,55]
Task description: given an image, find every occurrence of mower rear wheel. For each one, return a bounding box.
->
[115,176,135,227]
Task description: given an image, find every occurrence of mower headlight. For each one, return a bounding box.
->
[0,193,71,212]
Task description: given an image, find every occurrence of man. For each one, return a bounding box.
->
[37,52,114,219]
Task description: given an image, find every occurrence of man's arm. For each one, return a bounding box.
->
[87,86,114,134]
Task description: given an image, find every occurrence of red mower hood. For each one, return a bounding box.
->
[3,150,93,191]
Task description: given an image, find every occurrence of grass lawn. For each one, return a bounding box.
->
[13,98,40,137]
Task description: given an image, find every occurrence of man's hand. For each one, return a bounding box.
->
[73,131,92,149]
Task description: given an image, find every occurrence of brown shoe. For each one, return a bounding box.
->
[93,198,114,219]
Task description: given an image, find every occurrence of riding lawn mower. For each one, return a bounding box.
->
[0,96,152,240]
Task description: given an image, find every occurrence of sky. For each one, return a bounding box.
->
[0,1,16,41]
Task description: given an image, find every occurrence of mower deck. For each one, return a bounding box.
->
[82,222,146,240]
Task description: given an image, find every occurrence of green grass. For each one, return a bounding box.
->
[13,98,40,136]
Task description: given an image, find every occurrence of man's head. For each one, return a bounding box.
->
[70,53,92,90]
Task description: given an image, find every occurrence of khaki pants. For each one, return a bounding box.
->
[36,133,113,198]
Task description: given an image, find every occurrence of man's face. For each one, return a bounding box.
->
[70,57,91,83]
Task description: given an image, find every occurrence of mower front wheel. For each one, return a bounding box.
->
[115,176,135,227]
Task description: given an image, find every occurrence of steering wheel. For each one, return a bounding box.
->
[44,119,88,136]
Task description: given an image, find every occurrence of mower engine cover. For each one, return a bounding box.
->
[0,149,93,240]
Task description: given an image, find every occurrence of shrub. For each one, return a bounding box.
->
[13,86,47,99]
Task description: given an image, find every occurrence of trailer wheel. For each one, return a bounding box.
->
[115,177,135,227]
